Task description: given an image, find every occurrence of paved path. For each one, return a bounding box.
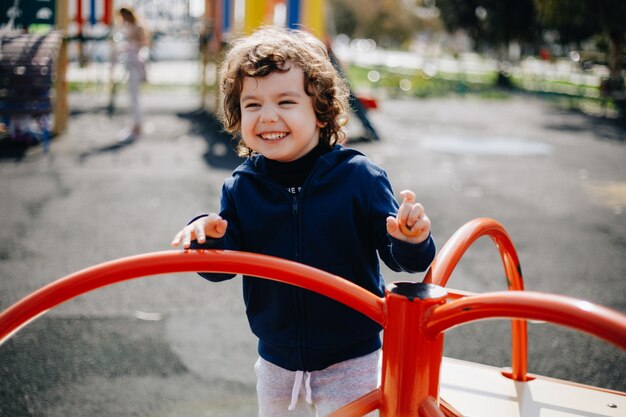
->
[1,87,624,416]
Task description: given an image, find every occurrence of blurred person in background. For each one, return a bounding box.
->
[117,6,150,142]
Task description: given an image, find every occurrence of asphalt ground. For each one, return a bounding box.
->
[1,86,625,416]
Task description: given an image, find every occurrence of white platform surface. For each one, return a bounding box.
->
[440,357,625,417]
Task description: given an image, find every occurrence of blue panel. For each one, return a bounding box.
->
[286,0,300,29]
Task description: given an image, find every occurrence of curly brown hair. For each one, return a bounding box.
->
[218,26,350,157]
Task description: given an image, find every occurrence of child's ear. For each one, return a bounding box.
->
[316,120,327,128]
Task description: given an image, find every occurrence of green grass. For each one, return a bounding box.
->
[346,63,613,110]
[346,64,500,98]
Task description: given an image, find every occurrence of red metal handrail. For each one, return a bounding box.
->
[1,237,625,416]
[427,291,626,350]
[423,218,529,381]
[424,218,523,290]
[0,250,385,345]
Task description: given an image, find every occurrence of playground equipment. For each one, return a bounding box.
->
[1,0,379,144]
[200,0,328,110]
[1,218,624,416]
[0,30,63,151]
[0,0,114,140]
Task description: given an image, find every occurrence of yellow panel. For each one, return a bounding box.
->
[303,0,325,39]
[244,0,266,34]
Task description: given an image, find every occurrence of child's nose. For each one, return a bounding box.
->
[260,107,278,123]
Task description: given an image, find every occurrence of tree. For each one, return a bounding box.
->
[534,0,626,83]
[328,0,419,47]
[436,0,539,55]
[329,0,358,38]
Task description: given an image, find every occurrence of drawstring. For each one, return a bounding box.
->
[305,372,312,403]
[288,371,303,410]
[288,370,313,410]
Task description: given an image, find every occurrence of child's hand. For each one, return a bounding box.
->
[171,213,228,249]
[386,190,431,244]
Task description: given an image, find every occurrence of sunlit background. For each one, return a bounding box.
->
[1,1,624,118]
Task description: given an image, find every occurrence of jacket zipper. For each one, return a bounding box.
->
[292,193,307,369]
[292,195,300,260]
[256,168,309,370]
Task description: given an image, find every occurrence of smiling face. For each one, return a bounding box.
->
[239,65,324,162]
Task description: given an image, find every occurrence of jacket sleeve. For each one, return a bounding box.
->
[369,170,436,273]
[388,234,436,273]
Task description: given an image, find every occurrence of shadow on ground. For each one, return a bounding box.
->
[177,109,242,170]
[0,316,188,416]
[0,139,33,161]
[77,137,136,163]
[543,113,626,142]
[540,97,626,142]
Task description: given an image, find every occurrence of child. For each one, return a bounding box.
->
[171,26,435,417]
[117,6,150,142]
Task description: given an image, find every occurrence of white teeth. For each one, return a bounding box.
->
[260,132,287,140]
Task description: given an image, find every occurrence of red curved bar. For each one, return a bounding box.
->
[419,397,446,417]
[0,250,385,345]
[424,218,523,290]
[426,291,626,350]
[439,398,464,417]
[423,218,529,381]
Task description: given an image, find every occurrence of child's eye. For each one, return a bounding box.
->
[244,103,260,109]
[279,101,296,106]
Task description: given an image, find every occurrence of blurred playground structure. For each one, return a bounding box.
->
[1,0,624,149]
[1,0,385,146]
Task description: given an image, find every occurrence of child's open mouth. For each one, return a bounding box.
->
[259,132,289,141]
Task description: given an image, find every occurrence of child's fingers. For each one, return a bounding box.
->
[386,216,399,235]
[412,214,431,236]
[400,189,416,203]
[172,225,195,247]
[389,189,431,243]
[171,215,227,249]
[397,190,418,234]
[192,221,204,243]
[171,230,183,247]
[215,219,228,236]
[405,203,425,230]
[181,226,193,248]
[207,219,227,238]
[206,214,227,238]
[396,191,414,226]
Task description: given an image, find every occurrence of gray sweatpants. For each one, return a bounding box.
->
[255,351,380,417]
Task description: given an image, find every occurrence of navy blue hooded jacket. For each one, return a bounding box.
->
[191,144,435,371]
